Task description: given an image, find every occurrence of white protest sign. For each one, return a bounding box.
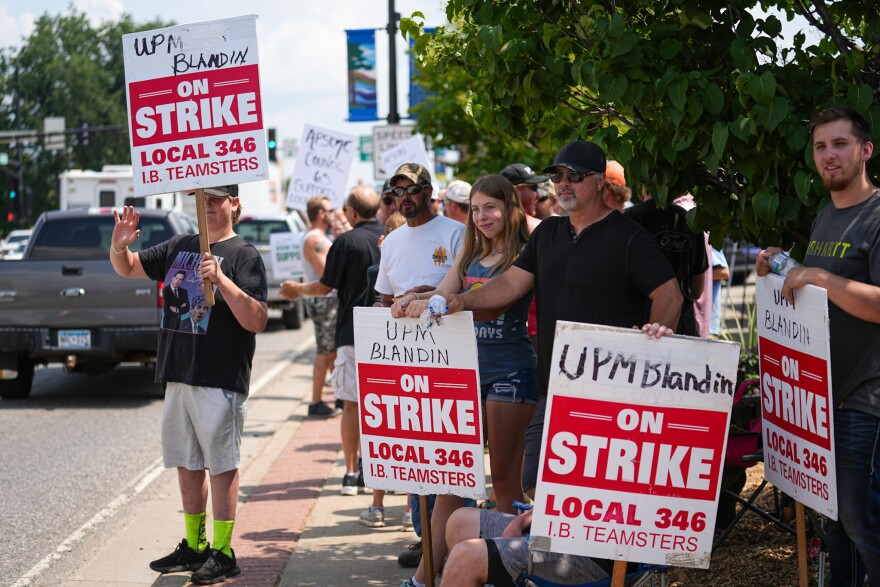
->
[286,124,357,211]
[379,134,438,192]
[372,124,415,179]
[354,307,485,499]
[269,232,304,281]
[530,323,739,569]
[123,15,267,197]
[756,275,836,519]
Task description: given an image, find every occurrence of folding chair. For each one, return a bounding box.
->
[713,379,795,550]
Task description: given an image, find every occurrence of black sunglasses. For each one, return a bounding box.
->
[381,196,394,206]
[536,196,550,203]
[549,171,596,184]
[391,184,429,197]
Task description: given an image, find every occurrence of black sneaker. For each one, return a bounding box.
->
[341,473,359,496]
[149,538,210,573]
[335,398,345,410]
[308,401,342,417]
[397,541,423,568]
[191,548,241,585]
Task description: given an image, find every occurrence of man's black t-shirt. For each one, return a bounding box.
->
[321,220,383,347]
[139,234,268,394]
[514,212,674,394]
[625,200,709,336]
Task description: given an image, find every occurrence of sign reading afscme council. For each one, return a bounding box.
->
[354,307,486,499]
[123,15,267,196]
[530,323,739,569]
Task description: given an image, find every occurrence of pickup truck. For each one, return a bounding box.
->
[0,208,197,399]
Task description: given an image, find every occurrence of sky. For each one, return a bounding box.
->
[0,0,448,188]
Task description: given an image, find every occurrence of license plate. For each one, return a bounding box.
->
[58,329,91,349]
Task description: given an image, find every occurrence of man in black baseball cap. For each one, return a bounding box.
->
[500,163,548,231]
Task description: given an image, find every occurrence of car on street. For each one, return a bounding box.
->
[234,212,308,329]
[0,229,32,260]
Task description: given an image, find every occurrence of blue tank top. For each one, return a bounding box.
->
[462,261,536,385]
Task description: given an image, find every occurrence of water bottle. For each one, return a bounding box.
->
[768,251,802,276]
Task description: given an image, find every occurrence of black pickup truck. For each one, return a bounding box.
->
[0,208,197,399]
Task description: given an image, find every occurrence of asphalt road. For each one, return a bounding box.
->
[0,312,309,585]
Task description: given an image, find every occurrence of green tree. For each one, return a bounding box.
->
[0,9,171,225]
[403,1,880,251]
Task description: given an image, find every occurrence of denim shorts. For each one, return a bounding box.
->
[482,368,538,405]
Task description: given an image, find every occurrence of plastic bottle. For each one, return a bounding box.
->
[768,251,802,276]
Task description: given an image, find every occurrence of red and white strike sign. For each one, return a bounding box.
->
[354,307,485,499]
[123,15,268,196]
[757,275,837,519]
[530,322,739,569]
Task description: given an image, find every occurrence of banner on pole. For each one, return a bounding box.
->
[408,28,435,118]
[345,29,378,122]
[354,307,486,499]
[286,124,357,211]
[123,15,268,196]
[530,323,739,569]
[756,275,837,519]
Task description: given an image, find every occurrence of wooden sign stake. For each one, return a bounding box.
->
[611,560,627,587]
[796,502,808,587]
[194,189,215,306]
[419,495,435,587]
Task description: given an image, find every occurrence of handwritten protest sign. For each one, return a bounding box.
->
[372,124,415,179]
[354,307,485,499]
[756,275,836,519]
[123,15,267,196]
[286,124,357,211]
[269,232,304,281]
[530,323,739,568]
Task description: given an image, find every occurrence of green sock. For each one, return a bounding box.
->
[184,512,208,552]
[213,519,235,557]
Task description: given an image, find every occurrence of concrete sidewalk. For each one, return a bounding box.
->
[50,345,421,587]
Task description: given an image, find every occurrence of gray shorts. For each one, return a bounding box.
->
[162,382,248,474]
[305,296,338,355]
[332,345,358,402]
[480,509,608,585]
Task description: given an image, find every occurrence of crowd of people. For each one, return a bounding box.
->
[109,105,879,587]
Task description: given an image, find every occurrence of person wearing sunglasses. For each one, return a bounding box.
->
[500,163,547,233]
[377,178,398,225]
[533,180,559,220]
[424,141,683,587]
[374,162,465,555]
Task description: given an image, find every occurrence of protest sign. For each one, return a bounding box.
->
[530,323,739,569]
[372,124,415,179]
[354,307,485,499]
[123,15,268,197]
[756,275,836,519]
[269,232,304,281]
[286,124,357,211]
[378,134,438,193]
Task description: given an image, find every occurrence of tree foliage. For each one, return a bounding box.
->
[402,0,880,251]
[0,9,171,225]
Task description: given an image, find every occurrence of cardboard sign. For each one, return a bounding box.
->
[286,124,357,211]
[530,323,739,569]
[756,275,837,519]
[372,124,415,179]
[354,307,485,499]
[123,15,268,196]
[269,232,304,281]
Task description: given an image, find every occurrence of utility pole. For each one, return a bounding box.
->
[387,0,401,124]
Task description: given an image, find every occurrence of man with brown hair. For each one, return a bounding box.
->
[300,195,341,417]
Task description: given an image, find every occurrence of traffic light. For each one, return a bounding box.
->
[267,128,277,162]
[7,176,17,202]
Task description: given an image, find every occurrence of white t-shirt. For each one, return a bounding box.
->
[375,215,465,296]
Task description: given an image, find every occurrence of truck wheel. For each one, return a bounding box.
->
[0,354,35,400]
[282,301,304,330]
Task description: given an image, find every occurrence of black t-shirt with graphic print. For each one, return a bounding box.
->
[139,234,267,394]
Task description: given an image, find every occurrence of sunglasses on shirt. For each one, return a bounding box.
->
[549,171,597,184]
[390,184,430,197]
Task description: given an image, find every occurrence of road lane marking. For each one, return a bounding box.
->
[11,340,313,587]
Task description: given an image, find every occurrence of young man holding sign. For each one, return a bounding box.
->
[437,141,682,586]
[757,107,880,587]
[110,186,269,584]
